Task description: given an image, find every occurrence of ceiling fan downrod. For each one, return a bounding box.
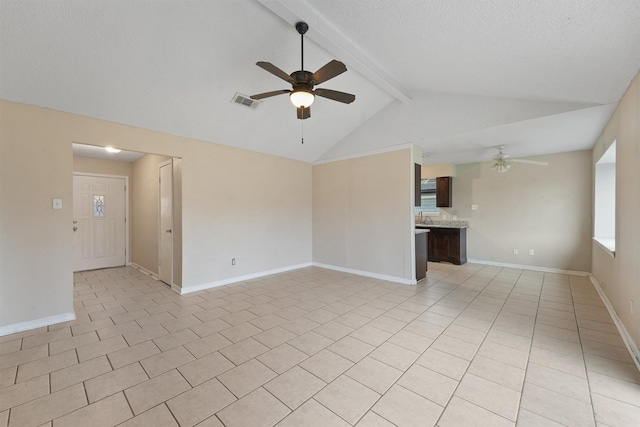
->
[296,22,308,71]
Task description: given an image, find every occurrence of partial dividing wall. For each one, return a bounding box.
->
[0,100,312,332]
[591,71,640,352]
[427,150,592,272]
[312,148,414,283]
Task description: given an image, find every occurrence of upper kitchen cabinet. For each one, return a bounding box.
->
[436,176,452,207]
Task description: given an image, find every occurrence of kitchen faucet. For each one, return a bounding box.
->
[418,211,433,224]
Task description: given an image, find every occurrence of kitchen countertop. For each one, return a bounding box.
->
[416,220,469,229]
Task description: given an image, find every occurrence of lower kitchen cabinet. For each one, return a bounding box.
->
[415,231,427,280]
[427,227,467,265]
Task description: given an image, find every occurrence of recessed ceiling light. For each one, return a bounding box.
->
[105,147,121,153]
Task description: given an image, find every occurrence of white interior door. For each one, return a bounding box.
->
[159,162,173,285]
[73,175,126,272]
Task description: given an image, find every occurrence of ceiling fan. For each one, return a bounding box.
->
[250,22,355,120]
[491,145,549,175]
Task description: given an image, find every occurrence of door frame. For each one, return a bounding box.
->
[158,160,174,286]
[72,172,130,266]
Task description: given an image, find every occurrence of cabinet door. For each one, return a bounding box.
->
[445,231,461,261]
[436,177,452,207]
[427,232,437,261]
[414,164,421,207]
[430,230,449,260]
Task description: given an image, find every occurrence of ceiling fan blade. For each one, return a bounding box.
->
[511,159,549,166]
[311,60,347,84]
[315,88,355,104]
[250,89,290,100]
[297,106,310,120]
[256,62,295,84]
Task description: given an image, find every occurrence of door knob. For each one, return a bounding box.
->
[166,229,172,233]
[73,226,78,232]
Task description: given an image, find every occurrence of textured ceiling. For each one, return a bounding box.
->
[1,0,639,165]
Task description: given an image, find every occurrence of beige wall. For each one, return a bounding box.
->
[591,71,640,350]
[313,148,414,282]
[131,154,171,275]
[422,163,456,178]
[73,156,134,260]
[429,150,593,272]
[0,100,312,331]
[1,106,74,328]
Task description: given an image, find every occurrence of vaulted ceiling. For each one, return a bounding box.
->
[2,0,639,165]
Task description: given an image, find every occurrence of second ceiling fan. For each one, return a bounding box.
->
[491,145,549,175]
[250,22,355,120]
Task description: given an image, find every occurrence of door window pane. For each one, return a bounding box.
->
[93,195,105,217]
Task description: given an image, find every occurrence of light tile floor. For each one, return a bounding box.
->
[1,263,639,426]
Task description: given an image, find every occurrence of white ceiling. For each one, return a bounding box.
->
[2,0,639,165]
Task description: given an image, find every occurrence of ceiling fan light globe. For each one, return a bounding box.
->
[290,89,315,108]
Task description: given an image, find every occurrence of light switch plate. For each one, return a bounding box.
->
[471,204,478,211]
[52,198,63,210]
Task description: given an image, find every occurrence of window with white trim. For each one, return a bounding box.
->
[415,178,440,214]
[594,141,616,255]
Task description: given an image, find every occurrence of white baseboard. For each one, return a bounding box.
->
[467,259,590,276]
[589,275,640,372]
[312,262,416,285]
[130,263,159,280]
[0,312,76,337]
[179,263,313,295]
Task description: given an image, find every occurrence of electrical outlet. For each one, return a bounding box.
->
[442,214,447,220]
[513,249,518,255]
[453,215,457,220]
[231,258,236,266]
[471,204,478,211]
[529,249,535,256]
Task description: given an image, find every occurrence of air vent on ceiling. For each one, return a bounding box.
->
[231,92,261,110]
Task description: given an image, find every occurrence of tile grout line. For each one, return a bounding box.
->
[432,267,527,426]
[522,276,600,426]
[242,271,457,426]
[512,272,545,425]
[569,278,599,426]
[5,266,635,426]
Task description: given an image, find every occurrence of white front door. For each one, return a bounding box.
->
[73,175,126,272]
[159,162,173,285]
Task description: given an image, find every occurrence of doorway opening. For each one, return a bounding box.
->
[72,143,183,290]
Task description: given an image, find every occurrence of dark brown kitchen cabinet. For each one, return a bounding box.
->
[415,231,427,280]
[427,227,466,265]
[436,176,452,207]
[414,163,421,207]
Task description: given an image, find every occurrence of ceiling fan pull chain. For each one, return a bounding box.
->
[301,120,304,144]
